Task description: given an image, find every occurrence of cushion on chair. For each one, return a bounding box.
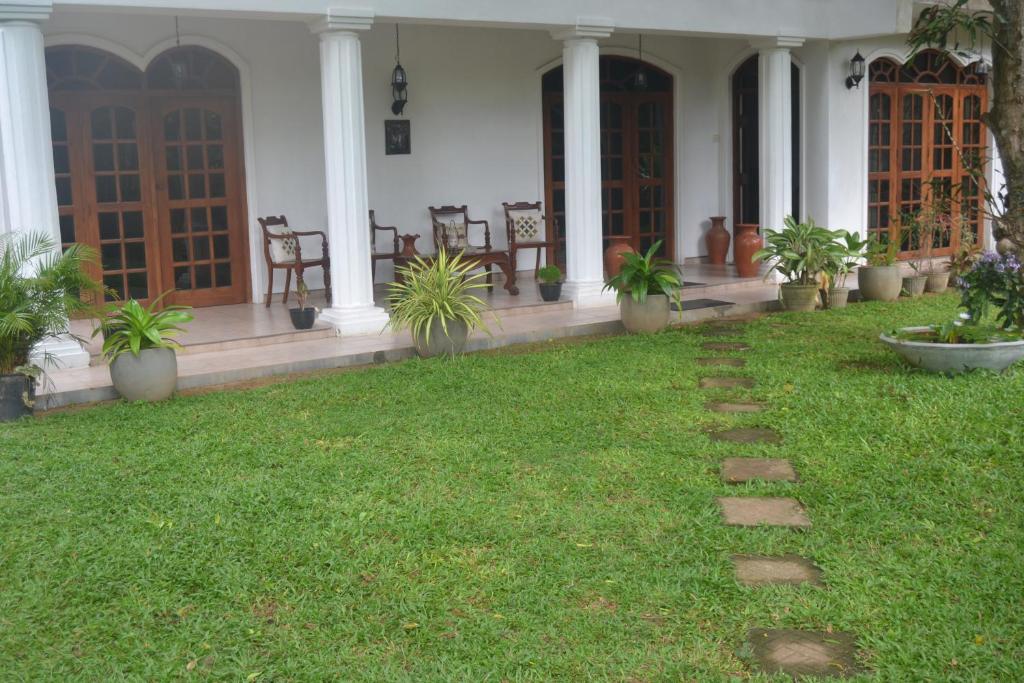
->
[436,218,468,250]
[508,210,543,243]
[266,224,298,264]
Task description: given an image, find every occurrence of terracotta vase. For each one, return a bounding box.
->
[399,233,420,257]
[604,236,636,279]
[705,216,730,265]
[733,223,762,278]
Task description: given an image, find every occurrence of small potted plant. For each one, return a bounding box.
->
[603,240,682,333]
[880,251,1024,373]
[821,229,867,309]
[289,280,317,329]
[0,231,99,421]
[537,265,563,302]
[858,234,902,301]
[94,292,193,402]
[387,248,490,357]
[899,211,933,298]
[753,216,834,312]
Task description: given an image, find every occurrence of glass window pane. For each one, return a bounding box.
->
[103,274,124,302]
[52,146,70,174]
[118,143,139,171]
[174,266,191,290]
[59,215,76,244]
[164,111,181,141]
[210,205,228,230]
[185,108,202,141]
[98,212,120,240]
[172,238,190,262]
[114,107,136,139]
[209,173,225,198]
[214,262,231,287]
[193,264,212,289]
[101,243,122,270]
[191,207,208,230]
[91,108,113,140]
[95,176,118,203]
[50,108,68,142]
[93,144,115,172]
[192,236,211,260]
[207,144,224,170]
[188,174,206,199]
[126,272,148,300]
[171,208,187,234]
[123,211,144,238]
[120,175,141,202]
[168,175,184,200]
[187,145,204,170]
[205,111,222,140]
[166,146,181,171]
[213,234,230,259]
[125,242,147,269]
[55,177,73,206]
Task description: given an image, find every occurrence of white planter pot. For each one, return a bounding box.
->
[109,347,178,402]
[620,294,670,333]
[880,327,1024,374]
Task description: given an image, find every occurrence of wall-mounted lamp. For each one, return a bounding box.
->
[973,58,990,76]
[633,35,648,91]
[845,51,865,89]
[391,25,408,116]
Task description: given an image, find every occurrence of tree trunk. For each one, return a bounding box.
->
[989,0,1024,252]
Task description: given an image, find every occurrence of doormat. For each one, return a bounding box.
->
[673,298,734,311]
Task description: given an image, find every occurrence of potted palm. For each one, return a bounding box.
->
[94,293,193,402]
[289,280,316,329]
[537,265,563,302]
[753,216,834,312]
[603,240,682,333]
[0,231,99,421]
[858,234,902,301]
[822,230,867,309]
[387,248,490,357]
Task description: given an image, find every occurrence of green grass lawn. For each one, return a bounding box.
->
[2,293,1023,680]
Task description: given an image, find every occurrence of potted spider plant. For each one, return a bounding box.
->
[0,231,100,421]
[603,240,683,333]
[537,264,563,302]
[94,292,193,402]
[753,216,834,312]
[386,248,491,357]
[290,280,316,330]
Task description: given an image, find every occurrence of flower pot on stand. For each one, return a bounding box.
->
[706,216,730,266]
[733,224,762,278]
[604,236,636,280]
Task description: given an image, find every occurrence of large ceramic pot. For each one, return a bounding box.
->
[109,347,178,402]
[925,271,949,293]
[733,224,762,278]
[902,275,928,298]
[0,373,34,422]
[290,307,316,330]
[826,287,850,309]
[706,216,730,266]
[857,265,902,302]
[604,236,636,279]
[538,281,562,302]
[413,317,469,358]
[779,283,820,312]
[620,293,670,333]
[880,327,1024,374]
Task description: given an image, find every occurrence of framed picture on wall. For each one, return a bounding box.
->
[385,119,411,155]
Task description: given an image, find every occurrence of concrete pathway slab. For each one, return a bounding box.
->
[746,628,859,678]
[709,427,782,444]
[700,327,746,337]
[732,555,823,586]
[699,377,755,389]
[718,497,811,528]
[697,357,746,367]
[722,457,796,483]
[702,341,752,352]
[707,401,764,413]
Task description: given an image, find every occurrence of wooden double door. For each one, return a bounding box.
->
[51,92,249,307]
[543,90,674,263]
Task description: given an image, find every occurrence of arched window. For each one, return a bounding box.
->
[867,50,988,256]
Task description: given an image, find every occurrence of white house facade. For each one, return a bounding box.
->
[0,0,1000,364]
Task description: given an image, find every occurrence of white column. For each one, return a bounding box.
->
[311,11,389,336]
[553,20,616,308]
[755,37,803,234]
[0,3,89,370]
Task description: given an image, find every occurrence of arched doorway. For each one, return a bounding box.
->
[542,56,675,265]
[731,55,801,227]
[47,45,249,307]
[867,50,987,258]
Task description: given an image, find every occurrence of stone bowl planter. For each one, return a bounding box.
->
[925,271,949,294]
[0,373,34,422]
[779,283,820,312]
[902,275,928,298]
[858,265,902,302]
[413,317,469,358]
[826,287,850,309]
[109,347,178,402]
[538,281,562,302]
[880,326,1024,374]
[620,293,670,333]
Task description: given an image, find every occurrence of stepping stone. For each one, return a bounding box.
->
[706,401,764,414]
[717,497,811,528]
[697,357,746,367]
[732,554,823,586]
[702,341,751,352]
[700,327,745,337]
[746,628,860,678]
[699,377,755,389]
[709,427,781,444]
[721,457,796,483]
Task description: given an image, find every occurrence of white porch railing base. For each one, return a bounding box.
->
[30,335,90,371]
[562,280,616,309]
[319,304,390,337]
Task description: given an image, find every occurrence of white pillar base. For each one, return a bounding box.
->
[319,304,391,337]
[563,279,617,309]
[30,335,90,371]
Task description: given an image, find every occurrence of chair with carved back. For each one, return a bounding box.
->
[257,215,331,307]
[502,201,557,276]
[369,209,401,279]
[428,204,497,284]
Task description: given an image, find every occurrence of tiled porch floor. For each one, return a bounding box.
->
[48,263,797,409]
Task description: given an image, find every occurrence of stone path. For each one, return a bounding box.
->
[696,321,862,678]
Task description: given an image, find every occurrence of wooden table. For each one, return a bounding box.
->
[394,247,519,295]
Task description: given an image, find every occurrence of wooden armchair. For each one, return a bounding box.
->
[428,204,497,284]
[503,201,557,275]
[258,215,331,307]
[370,210,401,279]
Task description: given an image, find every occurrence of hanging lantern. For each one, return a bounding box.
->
[633,34,648,91]
[845,51,866,89]
[170,16,187,89]
[391,25,408,115]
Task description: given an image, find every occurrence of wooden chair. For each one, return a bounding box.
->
[258,215,331,307]
[428,204,497,284]
[369,209,401,279]
[502,201,557,275]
